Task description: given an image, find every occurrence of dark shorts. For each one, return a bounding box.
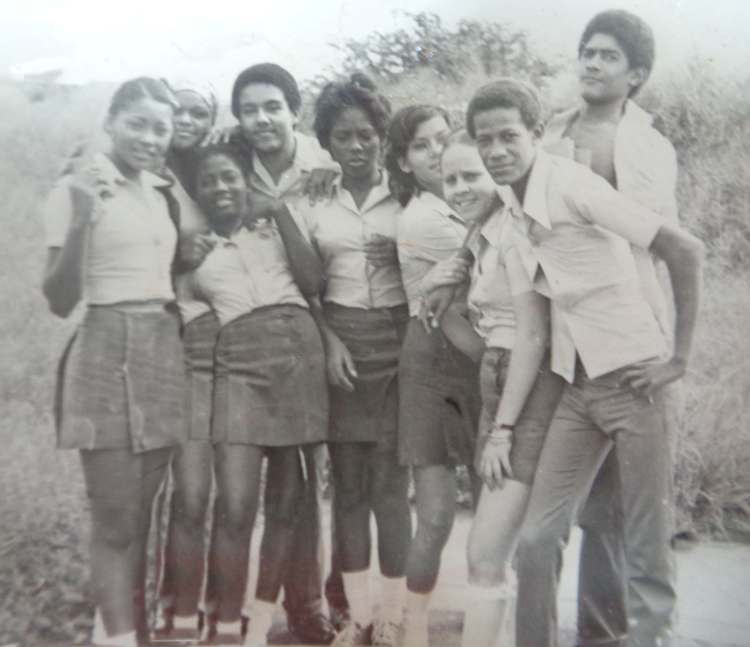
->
[182,311,220,441]
[212,304,329,447]
[479,347,564,485]
[323,303,408,448]
[398,318,481,466]
[56,304,186,453]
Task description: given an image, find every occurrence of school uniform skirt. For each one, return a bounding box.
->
[323,302,409,449]
[398,318,481,466]
[211,304,328,447]
[55,303,187,453]
[182,311,220,441]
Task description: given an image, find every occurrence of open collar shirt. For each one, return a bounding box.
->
[499,150,669,382]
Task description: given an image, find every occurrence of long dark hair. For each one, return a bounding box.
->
[384,104,450,207]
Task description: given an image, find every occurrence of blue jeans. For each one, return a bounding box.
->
[516,366,676,647]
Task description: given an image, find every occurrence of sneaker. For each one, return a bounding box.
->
[329,604,351,633]
[401,615,429,647]
[331,620,373,646]
[371,620,400,647]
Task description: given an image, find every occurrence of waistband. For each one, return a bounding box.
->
[88,300,177,315]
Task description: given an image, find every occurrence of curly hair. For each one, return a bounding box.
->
[466,78,543,138]
[384,104,450,207]
[193,143,252,186]
[579,10,655,96]
[312,73,391,152]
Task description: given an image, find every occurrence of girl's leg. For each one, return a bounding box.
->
[81,447,170,644]
[329,442,373,631]
[461,480,530,647]
[206,443,264,626]
[132,448,173,644]
[368,447,411,644]
[403,464,457,646]
[245,445,307,646]
[163,440,213,619]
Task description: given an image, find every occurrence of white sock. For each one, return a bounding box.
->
[173,613,200,630]
[92,609,138,646]
[342,570,372,626]
[460,582,513,647]
[379,575,405,624]
[244,598,276,645]
[405,589,430,622]
[217,619,243,636]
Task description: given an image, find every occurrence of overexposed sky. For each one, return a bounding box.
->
[2,0,748,94]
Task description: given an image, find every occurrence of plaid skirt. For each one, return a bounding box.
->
[323,303,409,447]
[212,304,328,446]
[398,318,481,466]
[182,311,220,441]
[56,304,187,453]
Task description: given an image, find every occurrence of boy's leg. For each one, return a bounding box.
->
[516,383,612,647]
[576,452,628,647]
[277,444,336,644]
[591,382,677,647]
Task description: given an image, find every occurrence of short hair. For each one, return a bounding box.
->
[385,104,450,206]
[312,73,391,152]
[231,63,301,118]
[193,143,252,186]
[579,9,655,93]
[442,128,476,153]
[466,78,543,138]
[108,77,179,118]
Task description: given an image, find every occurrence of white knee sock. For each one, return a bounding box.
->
[460,580,514,647]
[173,613,200,631]
[244,598,276,646]
[403,590,430,646]
[378,575,405,624]
[217,619,243,636]
[342,570,372,626]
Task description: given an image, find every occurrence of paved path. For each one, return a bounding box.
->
[154,509,750,647]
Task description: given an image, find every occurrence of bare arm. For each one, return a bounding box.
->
[479,289,550,489]
[307,296,357,392]
[622,224,704,394]
[41,181,94,318]
[271,203,325,296]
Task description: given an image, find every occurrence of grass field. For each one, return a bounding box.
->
[0,59,748,644]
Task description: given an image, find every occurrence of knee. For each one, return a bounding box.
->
[214,495,255,537]
[516,521,560,565]
[172,486,210,528]
[91,503,141,552]
[466,536,506,585]
[415,504,454,548]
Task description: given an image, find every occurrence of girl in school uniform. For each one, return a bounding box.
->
[431,132,564,647]
[152,82,221,640]
[299,74,411,647]
[42,77,184,647]
[384,106,484,647]
[187,144,328,647]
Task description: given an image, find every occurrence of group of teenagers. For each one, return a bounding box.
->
[42,8,704,647]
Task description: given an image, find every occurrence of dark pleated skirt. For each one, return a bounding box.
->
[212,304,328,446]
[398,317,481,466]
[323,302,409,448]
[56,304,187,453]
[182,311,220,441]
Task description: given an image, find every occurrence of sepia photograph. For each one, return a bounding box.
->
[1,1,748,646]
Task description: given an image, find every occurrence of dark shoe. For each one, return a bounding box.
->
[289,612,337,645]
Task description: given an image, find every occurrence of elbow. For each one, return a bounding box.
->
[42,283,76,319]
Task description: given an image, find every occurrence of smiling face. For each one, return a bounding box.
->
[473,107,542,187]
[441,142,497,224]
[327,106,381,182]
[398,114,451,196]
[105,97,174,177]
[578,32,644,104]
[172,90,213,151]
[237,82,298,154]
[195,153,248,228]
